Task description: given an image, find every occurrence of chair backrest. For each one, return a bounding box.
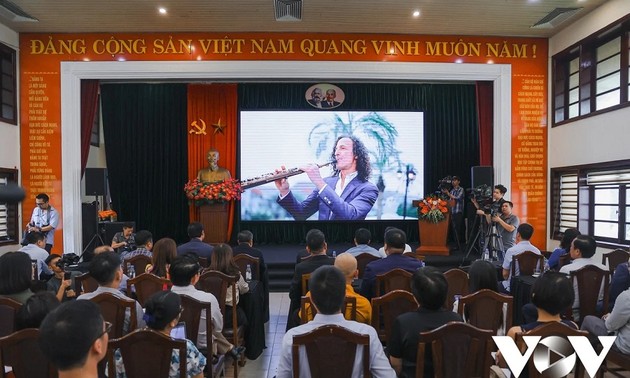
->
[291,324,370,378]
[125,254,152,275]
[0,297,22,338]
[233,254,260,281]
[457,289,513,335]
[371,289,419,343]
[107,328,187,378]
[511,251,544,277]
[516,322,589,378]
[75,272,99,295]
[355,253,380,279]
[198,256,209,268]
[558,253,572,270]
[89,292,137,339]
[602,249,630,273]
[443,268,469,310]
[196,270,235,315]
[0,328,58,378]
[178,293,217,374]
[569,265,610,321]
[128,273,170,307]
[301,273,311,296]
[375,268,413,297]
[416,322,493,378]
[299,296,358,324]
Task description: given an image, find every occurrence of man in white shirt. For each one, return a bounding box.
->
[345,228,385,258]
[26,192,60,253]
[18,231,52,278]
[560,235,609,319]
[277,265,395,378]
[501,223,541,292]
[169,254,244,360]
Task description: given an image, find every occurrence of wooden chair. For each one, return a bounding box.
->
[568,265,610,322]
[0,297,22,338]
[75,272,99,295]
[0,328,58,378]
[88,292,137,338]
[371,289,419,343]
[558,253,572,270]
[602,249,630,273]
[443,268,469,310]
[511,251,544,277]
[107,328,187,378]
[196,270,246,377]
[179,294,225,378]
[299,296,358,324]
[198,256,209,268]
[233,254,260,281]
[416,322,494,378]
[355,253,380,279]
[124,254,152,275]
[515,322,590,378]
[301,273,311,296]
[375,268,413,297]
[457,289,513,336]
[128,272,170,307]
[291,324,370,378]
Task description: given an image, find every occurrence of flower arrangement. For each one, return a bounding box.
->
[184,178,243,206]
[418,195,448,223]
[98,209,117,221]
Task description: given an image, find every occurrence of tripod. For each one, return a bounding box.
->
[482,220,505,262]
[82,195,105,254]
[460,214,482,267]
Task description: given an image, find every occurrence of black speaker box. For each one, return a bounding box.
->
[471,166,494,188]
[85,168,108,196]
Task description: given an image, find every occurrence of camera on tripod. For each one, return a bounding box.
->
[438,176,453,192]
[467,184,501,215]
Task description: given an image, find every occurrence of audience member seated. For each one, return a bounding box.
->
[232,230,267,275]
[0,251,35,304]
[581,284,630,355]
[120,229,153,261]
[18,231,52,278]
[559,235,608,320]
[39,300,109,378]
[609,261,630,311]
[16,291,60,330]
[345,228,385,258]
[388,266,463,377]
[169,254,245,360]
[177,222,214,259]
[45,254,77,302]
[113,291,207,378]
[377,226,413,256]
[360,228,424,301]
[453,259,499,312]
[111,222,136,254]
[547,228,581,271]
[77,251,145,332]
[300,253,372,324]
[287,229,335,331]
[501,223,541,292]
[209,244,249,329]
[277,265,395,378]
[145,237,177,279]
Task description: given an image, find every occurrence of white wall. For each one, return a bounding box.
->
[0,23,20,255]
[547,0,630,258]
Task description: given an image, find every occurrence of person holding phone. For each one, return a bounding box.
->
[26,193,60,253]
[45,254,76,302]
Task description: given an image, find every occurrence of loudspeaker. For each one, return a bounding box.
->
[471,166,493,188]
[81,202,97,250]
[85,168,107,196]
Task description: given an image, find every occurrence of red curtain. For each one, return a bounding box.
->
[476,81,493,166]
[80,80,100,176]
[186,84,238,240]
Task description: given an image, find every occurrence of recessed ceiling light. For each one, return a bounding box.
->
[455,58,463,64]
[412,10,420,17]
[158,7,167,15]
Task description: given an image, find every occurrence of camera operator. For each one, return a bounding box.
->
[472,184,507,220]
[441,176,464,243]
[490,201,519,250]
[111,222,135,254]
[45,254,77,302]
[26,193,59,253]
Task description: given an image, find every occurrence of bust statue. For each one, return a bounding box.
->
[197,149,231,183]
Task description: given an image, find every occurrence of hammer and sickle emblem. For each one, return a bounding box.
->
[189,119,207,135]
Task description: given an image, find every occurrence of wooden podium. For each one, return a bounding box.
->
[412,200,451,256]
[199,203,229,244]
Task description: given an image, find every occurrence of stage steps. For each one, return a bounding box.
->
[267,262,295,292]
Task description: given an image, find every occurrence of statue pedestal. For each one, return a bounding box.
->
[199,203,228,244]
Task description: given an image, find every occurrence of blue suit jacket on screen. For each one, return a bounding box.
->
[277,176,378,221]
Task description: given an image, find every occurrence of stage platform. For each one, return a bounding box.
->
[256,242,479,292]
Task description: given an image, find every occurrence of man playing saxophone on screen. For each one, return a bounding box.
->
[274,136,379,220]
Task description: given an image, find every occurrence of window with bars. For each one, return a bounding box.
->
[0,168,18,246]
[0,43,16,125]
[551,162,630,247]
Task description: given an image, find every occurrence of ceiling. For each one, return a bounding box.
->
[2,0,610,38]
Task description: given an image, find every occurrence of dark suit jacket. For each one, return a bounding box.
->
[277,176,378,220]
[359,253,425,301]
[321,100,341,108]
[176,238,213,259]
[287,254,335,330]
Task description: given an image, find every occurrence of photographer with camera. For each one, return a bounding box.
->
[441,176,465,243]
[45,254,77,302]
[26,193,59,253]
[491,201,519,250]
[111,222,136,254]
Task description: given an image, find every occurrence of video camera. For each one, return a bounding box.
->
[55,253,81,271]
[438,176,453,192]
[467,184,501,216]
[120,242,137,254]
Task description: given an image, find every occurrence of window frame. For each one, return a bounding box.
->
[0,42,17,125]
[0,168,19,246]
